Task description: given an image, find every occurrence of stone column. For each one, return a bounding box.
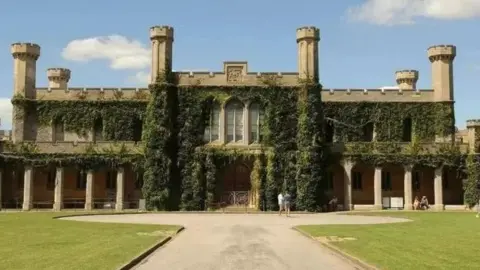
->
[22,166,33,211]
[53,167,64,211]
[342,160,354,211]
[404,165,413,210]
[243,105,249,145]
[115,167,125,211]
[434,166,444,211]
[219,107,225,144]
[84,170,94,211]
[374,166,382,210]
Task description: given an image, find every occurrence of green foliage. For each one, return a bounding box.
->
[11,98,146,140]
[323,102,454,142]
[295,83,328,211]
[463,154,480,207]
[142,81,179,211]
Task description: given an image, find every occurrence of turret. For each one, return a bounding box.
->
[47,68,71,89]
[296,26,320,83]
[11,42,40,99]
[150,25,174,83]
[466,119,480,153]
[11,42,40,143]
[427,45,456,101]
[395,70,418,90]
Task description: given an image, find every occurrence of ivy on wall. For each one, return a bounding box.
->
[463,154,480,207]
[5,70,477,211]
[295,81,328,211]
[11,98,147,140]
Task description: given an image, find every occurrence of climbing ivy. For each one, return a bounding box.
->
[463,154,480,207]
[4,69,475,212]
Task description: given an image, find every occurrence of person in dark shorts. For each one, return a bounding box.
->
[284,192,292,217]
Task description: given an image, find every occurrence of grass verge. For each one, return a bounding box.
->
[297,212,480,270]
[0,212,180,270]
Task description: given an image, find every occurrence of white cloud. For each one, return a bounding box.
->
[348,0,480,25]
[127,71,151,85]
[0,98,12,129]
[62,35,150,70]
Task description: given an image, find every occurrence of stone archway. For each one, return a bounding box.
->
[221,162,252,206]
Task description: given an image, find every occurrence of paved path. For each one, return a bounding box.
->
[63,213,409,270]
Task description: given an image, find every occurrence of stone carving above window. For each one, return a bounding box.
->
[227,67,243,83]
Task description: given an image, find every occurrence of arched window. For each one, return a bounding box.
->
[93,118,103,142]
[225,100,244,143]
[249,102,264,143]
[52,118,64,142]
[204,103,220,143]
[133,117,143,142]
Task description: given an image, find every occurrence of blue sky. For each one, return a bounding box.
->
[0,0,479,129]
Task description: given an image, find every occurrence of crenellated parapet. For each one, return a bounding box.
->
[427,45,456,62]
[395,69,419,90]
[11,43,40,60]
[47,68,71,89]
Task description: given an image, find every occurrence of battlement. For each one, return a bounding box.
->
[296,26,320,41]
[466,119,480,128]
[428,44,456,62]
[395,70,418,80]
[150,25,174,40]
[47,68,71,81]
[11,42,41,60]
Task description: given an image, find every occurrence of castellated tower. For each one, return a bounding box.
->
[11,42,40,143]
[427,45,456,101]
[11,43,40,99]
[296,26,320,83]
[395,70,419,90]
[47,68,71,89]
[150,25,174,83]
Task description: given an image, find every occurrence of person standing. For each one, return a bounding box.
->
[277,192,284,215]
[284,192,292,217]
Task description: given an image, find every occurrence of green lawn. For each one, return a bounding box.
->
[297,212,480,270]
[0,212,181,270]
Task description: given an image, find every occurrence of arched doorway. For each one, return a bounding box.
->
[221,163,252,206]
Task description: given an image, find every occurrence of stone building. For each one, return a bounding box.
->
[0,25,479,211]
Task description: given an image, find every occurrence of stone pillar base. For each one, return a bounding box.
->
[373,204,383,210]
[22,203,32,211]
[84,203,93,211]
[53,203,62,211]
[404,204,413,210]
[434,204,444,211]
[343,204,354,211]
[115,203,124,211]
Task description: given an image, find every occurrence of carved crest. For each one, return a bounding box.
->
[227,67,243,83]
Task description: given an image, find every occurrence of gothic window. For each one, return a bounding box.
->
[325,120,334,143]
[52,119,65,142]
[225,100,244,143]
[203,103,220,143]
[402,118,412,142]
[362,122,374,142]
[93,118,103,142]
[133,117,143,142]
[249,102,264,143]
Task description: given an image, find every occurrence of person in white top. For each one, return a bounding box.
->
[278,193,284,215]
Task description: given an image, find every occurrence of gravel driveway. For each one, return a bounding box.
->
[63,213,409,270]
